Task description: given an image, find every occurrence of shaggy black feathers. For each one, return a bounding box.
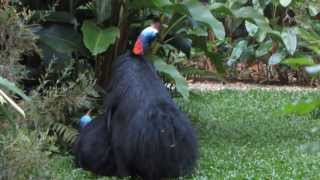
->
[73,53,198,180]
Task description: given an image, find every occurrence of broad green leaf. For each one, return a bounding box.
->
[256,29,267,42]
[82,20,119,56]
[252,0,264,13]
[185,0,225,40]
[44,12,78,25]
[281,28,297,55]
[252,0,272,13]
[279,0,292,7]
[256,40,273,57]
[227,40,248,66]
[37,24,83,54]
[151,56,189,100]
[37,41,72,65]
[33,25,88,62]
[268,29,282,41]
[268,49,287,65]
[240,44,255,62]
[245,21,258,37]
[0,76,30,101]
[130,0,171,9]
[229,0,249,8]
[305,65,320,75]
[283,99,320,115]
[234,6,270,30]
[211,3,234,15]
[281,56,315,69]
[152,0,171,8]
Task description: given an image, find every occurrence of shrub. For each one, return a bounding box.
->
[0,5,37,81]
[0,130,55,179]
[24,60,99,146]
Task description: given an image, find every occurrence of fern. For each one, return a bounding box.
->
[25,61,98,147]
[51,123,78,146]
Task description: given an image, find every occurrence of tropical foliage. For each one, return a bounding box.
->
[14,0,320,94]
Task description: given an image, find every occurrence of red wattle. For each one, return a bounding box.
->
[133,38,144,55]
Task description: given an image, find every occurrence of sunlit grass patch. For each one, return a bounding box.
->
[48,90,320,179]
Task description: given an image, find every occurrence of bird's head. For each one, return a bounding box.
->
[79,110,92,128]
[132,17,161,56]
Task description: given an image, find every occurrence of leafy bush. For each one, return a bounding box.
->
[0,130,55,179]
[0,6,37,81]
[0,59,98,178]
[25,59,99,146]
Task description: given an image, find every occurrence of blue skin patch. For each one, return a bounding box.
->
[139,26,158,51]
[80,115,92,128]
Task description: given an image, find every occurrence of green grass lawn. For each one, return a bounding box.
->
[49,90,320,179]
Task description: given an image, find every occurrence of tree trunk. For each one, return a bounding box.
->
[96,0,129,88]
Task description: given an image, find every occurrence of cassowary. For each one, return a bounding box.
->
[73,17,198,180]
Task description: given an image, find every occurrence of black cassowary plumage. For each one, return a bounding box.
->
[73,53,198,180]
